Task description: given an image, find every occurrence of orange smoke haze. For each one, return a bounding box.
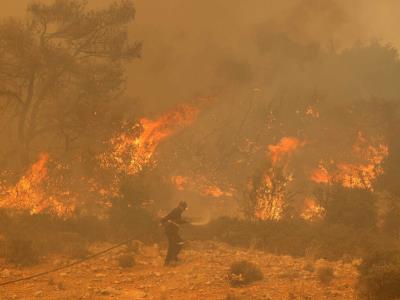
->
[171,175,235,199]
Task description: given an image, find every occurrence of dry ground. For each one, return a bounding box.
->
[0,241,358,300]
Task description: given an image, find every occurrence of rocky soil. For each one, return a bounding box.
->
[0,241,359,299]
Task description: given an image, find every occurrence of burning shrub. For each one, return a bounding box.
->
[228,260,264,286]
[357,251,400,300]
[4,237,39,266]
[316,265,334,285]
[118,254,135,268]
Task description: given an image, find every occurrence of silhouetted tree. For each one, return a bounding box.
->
[0,0,141,167]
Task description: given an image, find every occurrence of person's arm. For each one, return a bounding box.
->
[160,208,178,225]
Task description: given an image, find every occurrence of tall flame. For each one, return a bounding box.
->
[0,154,75,217]
[253,137,303,220]
[101,104,200,175]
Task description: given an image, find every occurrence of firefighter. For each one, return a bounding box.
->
[160,201,188,266]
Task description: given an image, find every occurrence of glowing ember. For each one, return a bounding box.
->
[0,154,75,217]
[101,104,200,175]
[305,106,320,118]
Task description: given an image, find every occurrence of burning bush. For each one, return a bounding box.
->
[357,251,400,300]
[4,237,39,266]
[228,260,264,286]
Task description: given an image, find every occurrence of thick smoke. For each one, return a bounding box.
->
[2,0,400,112]
[126,0,400,114]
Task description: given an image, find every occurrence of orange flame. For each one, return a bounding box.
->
[310,133,388,190]
[253,137,303,220]
[253,173,291,220]
[0,154,75,217]
[171,175,235,198]
[268,137,303,165]
[301,197,325,221]
[171,175,187,191]
[101,104,200,175]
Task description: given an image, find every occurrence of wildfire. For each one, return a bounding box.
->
[268,137,303,165]
[0,154,75,217]
[171,175,235,198]
[101,104,200,175]
[301,197,326,221]
[252,137,303,221]
[253,172,293,221]
[310,133,388,190]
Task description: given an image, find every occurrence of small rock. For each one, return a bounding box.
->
[95,273,106,278]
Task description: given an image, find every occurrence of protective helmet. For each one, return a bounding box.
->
[179,201,188,210]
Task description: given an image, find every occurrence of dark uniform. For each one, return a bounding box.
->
[161,203,187,265]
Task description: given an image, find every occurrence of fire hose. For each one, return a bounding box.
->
[0,217,210,287]
[0,237,136,287]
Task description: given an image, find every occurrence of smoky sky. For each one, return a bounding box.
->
[2,0,400,114]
